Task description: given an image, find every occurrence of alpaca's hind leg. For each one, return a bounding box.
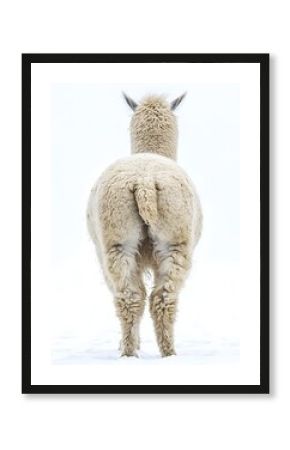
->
[116,287,145,357]
[106,244,145,357]
[150,242,191,357]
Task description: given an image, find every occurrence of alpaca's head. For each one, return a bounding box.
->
[123,93,186,160]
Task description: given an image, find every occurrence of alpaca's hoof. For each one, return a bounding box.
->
[161,350,176,358]
[121,351,139,358]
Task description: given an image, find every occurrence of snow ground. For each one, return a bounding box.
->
[52,334,239,366]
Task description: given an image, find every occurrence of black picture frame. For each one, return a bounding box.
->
[22,53,269,394]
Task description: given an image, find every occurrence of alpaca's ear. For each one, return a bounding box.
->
[122,92,138,111]
[171,92,187,111]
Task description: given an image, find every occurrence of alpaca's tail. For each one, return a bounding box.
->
[133,179,158,226]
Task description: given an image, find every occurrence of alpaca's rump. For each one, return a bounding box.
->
[87,153,201,255]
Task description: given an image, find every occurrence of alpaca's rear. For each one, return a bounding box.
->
[87,94,202,357]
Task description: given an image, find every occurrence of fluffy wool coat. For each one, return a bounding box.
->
[87,94,202,357]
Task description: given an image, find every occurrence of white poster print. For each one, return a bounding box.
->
[30,61,260,386]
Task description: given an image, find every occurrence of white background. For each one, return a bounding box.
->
[30,63,260,385]
[0,0,286,449]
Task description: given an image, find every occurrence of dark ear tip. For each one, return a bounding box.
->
[122,92,138,111]
[122,91,130,104]
[171,92,187,111]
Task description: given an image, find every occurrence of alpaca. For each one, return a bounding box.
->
[87,93,202,357]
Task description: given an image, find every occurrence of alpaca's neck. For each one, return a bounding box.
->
[129,99,178,160]
[131,133,177,160]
